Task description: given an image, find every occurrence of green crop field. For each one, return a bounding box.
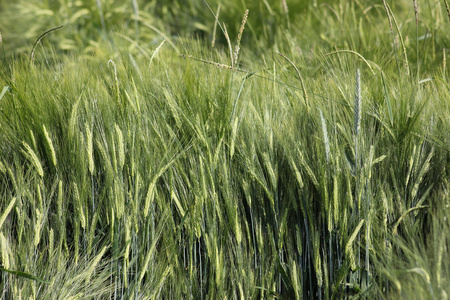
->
[0,0,449,299]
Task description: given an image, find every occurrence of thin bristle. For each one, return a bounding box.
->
[211,4,221,47]
[180,54,246,72]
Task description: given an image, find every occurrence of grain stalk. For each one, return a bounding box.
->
[149,39,165,68]
[444,0,450,23]
[413,0,419,72]
[223,24,234,68]
[95,0,107,32]
[354,68,362,281]
[354,69,361,173]
[233,9,249,67]
[276,51,309,111]
[132,0,139,40]
[211,4,221,47]
[29,25,63,63]
[387,3,410,76]
[22,141,44,178]
[325,50,375,75]
[180,54,247,73]
[382,0,401,74]
[444,49,447,81]
[282,0,290,28]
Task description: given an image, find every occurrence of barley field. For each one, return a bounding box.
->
[0,0,449,299]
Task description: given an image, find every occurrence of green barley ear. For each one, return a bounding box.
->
[230,116,239,159]
[233,9,249,67]
[73,182,86,230]
[289,157,304,189]
[69,94,82,139]
[34,208,43,247]
[319,109,330,163]
[57,180,63,220]
[85,245,109,283]
[115,124,125,171]
[87,211,98,256]
[313,230,323,288]
[345,219,365,269]
[29,129,37,152]
[333,174,339,225]
[0,197,16,231]
[48,228,54,262]
[22,141,44,177]
[149,39,166,68]
[298,149,319,188]
[107,60,120,102]
[43,125,57,167]
[85,123,95,175]
[0,232,10,269]
[144,181,156,218]
[0,160,5,174]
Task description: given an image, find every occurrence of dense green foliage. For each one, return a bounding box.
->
[0,0,449,299]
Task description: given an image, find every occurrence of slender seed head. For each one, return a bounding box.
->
[413,0,419,25]
[354,68,361,136]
